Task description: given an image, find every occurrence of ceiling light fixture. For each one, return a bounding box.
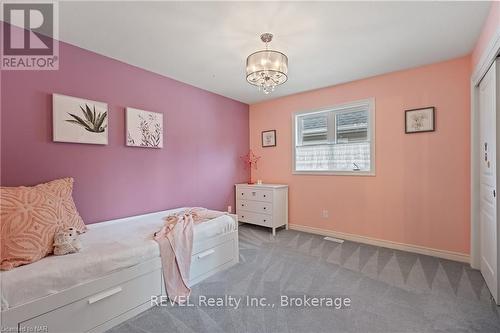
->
[246,33,288,94]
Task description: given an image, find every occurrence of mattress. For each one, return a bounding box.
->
[0,209,236,310]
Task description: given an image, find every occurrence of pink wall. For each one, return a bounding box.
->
[472,1,500,69]
[250,56,471,255]
[1,40,249,223]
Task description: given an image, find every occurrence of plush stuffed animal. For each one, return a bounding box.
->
[53,227,82,256]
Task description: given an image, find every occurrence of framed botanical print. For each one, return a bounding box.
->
[405,107,435,133]
[53,93,108,145]
[262,130,276,147]
[126,107,164,148]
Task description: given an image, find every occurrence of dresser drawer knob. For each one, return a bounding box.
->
[241,204,244,207]
[263,207,266,210]
[263,219,267,222]
[263,195,266,197]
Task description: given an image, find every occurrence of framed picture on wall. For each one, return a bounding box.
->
[53,94,108,145]
[405,107,435,133]
[262,130,277,147]
[126,107,164,148]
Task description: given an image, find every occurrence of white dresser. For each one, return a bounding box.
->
[235,183,288,236]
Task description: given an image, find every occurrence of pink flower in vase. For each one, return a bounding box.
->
[240,150,261,184]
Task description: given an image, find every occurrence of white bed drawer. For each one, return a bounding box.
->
[190,239,235,281]
[237,189,272,202]
[20,269,161,333]
[237,199,272,215]
[239,211,273,227]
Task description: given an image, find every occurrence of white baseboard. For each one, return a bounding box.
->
[289,224,470,263]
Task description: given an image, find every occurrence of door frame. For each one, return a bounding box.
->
[471,29,500,269]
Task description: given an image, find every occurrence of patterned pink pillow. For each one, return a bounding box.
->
[0,186,66,270]
[0,178,86,270]
[36,178,87,233]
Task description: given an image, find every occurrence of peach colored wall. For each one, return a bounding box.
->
[249,56,471,255]
[472,1,500,69]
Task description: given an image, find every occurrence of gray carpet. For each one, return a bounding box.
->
[107,224,500,333]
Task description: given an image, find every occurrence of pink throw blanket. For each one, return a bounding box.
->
[153,208,226,301]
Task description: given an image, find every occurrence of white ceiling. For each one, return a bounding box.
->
[58,1,491,104]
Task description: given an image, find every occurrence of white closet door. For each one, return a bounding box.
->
[479,59,500,303]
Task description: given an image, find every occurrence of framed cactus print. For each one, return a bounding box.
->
[52,94,108,145]
[126,107,164,148]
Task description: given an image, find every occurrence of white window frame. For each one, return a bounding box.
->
[292,98,376,176]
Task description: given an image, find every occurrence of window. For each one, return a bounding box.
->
[293,99,375,175]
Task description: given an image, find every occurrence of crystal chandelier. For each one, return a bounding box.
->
[246,33,288,94]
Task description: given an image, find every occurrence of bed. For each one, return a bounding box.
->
[0,208,239,333]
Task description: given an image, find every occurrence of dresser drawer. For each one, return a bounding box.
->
[237,199,272,215]
[239,211,273,227]
[190,239,235,281]
[20,269,161,333]
[237,188,272,202]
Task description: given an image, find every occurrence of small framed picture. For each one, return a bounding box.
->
[53,93,108,145]
[262,130,276,147]
[126,107,164,148]
[405,107,435,133]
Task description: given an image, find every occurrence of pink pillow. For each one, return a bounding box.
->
[0,178,86,270]
[36,178,87,233]
[1,186,66,270]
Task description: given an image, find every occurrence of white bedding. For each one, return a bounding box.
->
[0,209,236,310]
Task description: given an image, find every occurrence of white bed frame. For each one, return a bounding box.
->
[0,209,239,333]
